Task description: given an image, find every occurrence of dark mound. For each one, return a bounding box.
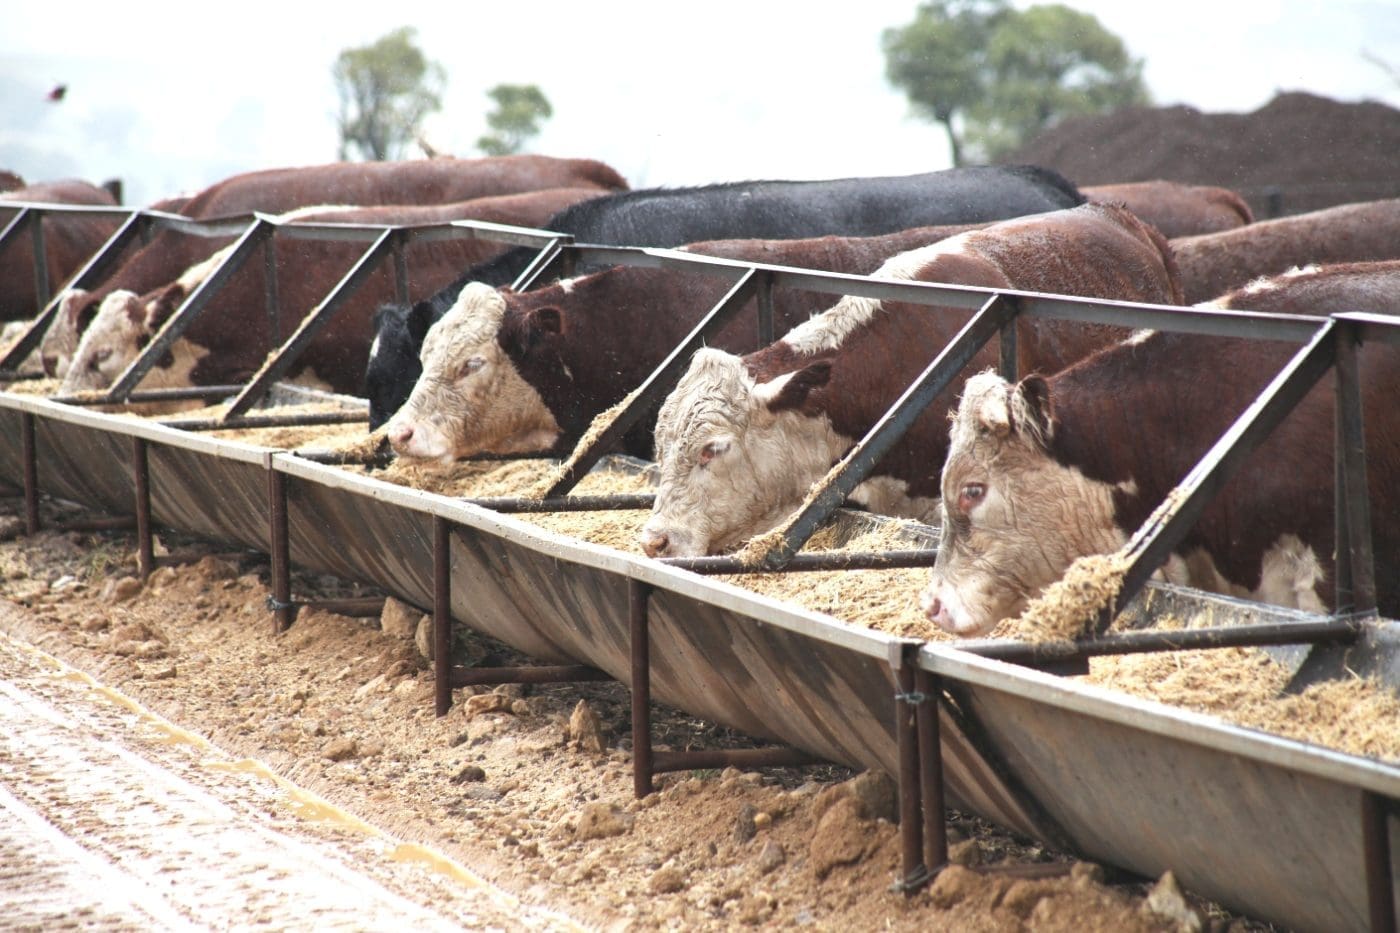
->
[1002,91,1400,217]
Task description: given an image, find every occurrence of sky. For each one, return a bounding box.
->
[2,1,1398,207]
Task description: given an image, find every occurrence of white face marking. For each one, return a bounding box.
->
[781,236,973,355]
[368,334,381,362]
[640,348,850,558]
[1122,328,1156,347]
[922,371,1125,636]
[61,289,210,393]
[384,282,560,463]
[41,288,89,378]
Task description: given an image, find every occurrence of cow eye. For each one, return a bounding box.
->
[698,439,729,466]
[957,482,986,514]
[93,348,113,365]
[458,356,486,380]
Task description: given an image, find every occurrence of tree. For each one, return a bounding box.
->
[334,27,445,161]
[883,2,1149,165]
[476,84,553,156]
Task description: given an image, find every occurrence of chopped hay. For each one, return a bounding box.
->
[1087,646,1400,762]
[1,377,63,397]
[359,458,653,501]
[1002,549,1135,645]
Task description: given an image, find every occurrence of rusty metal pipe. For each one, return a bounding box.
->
[433,515,452,717]
[1362,791,1397,933]
[132,438,153,579]
[895,659,924,893]
[450,664,612,689]
[267,468,293,634]
[21,413,38,535]
[631,579,654,798]
[962,616,1364,667]
[159,411,367,432]
[54,384,245,406]
[669,549,938,575]
[53,516,136,533]
[303,597,386,617]
[916,669,948,874]
[650,747,820,774]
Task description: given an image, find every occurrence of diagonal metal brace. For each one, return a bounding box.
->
[103,217,273,402]
[1095,319,1339,634]
[541,267,760,498]
[221,227,398,420]
[755,293,1020,570]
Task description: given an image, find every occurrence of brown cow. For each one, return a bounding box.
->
[0,179,121,322]
[923,260,1400,636]
[41,155,627,377]
[59,187,611,398]
[640,203,1183,559]
[1083,180,1253,238]
[382,222,989,462]
[1172,198,1400,303]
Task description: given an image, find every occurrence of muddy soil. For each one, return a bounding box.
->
[0,493,1275,931]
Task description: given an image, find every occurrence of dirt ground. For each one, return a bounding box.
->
[0,491,1281,932]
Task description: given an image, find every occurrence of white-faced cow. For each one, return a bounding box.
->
[1172,198,1400,304]
[58,188,611,398]
[0,179,121,322]
[40,155,627,378]
[922,260,1400,637]
[364,164,1088,428]
[640,203,1183,559]
[1082,180,1253,238]
[382,222,989,462]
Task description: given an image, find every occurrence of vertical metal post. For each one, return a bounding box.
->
[21,413,39,535]
[266,466,294,634]
[263,234,280,343]
[630,579,654,798]
[131,438,153,579]
[29,212,51,312]
[894,659,924,892]
[998,319,1018,382]
[392,234,410,307]
[756,271,775,346]
[1363,792,1396,933]
[1335,324,1376,613]
[433,515,452,717]
[915,668,948,873]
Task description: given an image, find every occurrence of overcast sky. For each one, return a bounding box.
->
[3,1,1398,207]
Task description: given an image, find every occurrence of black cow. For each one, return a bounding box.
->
[364,164,1085,427]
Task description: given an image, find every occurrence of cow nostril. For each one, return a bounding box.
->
[923,596,943,622]
[642,532,669,558]
[389,424,413,446]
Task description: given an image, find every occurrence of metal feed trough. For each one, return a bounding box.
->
[1,204,1398,932]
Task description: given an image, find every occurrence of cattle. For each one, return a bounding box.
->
[58,187,612,398]
[382,222,989,462]
[638,203,1183,559]
[1172,198,1400,303]
[40,154,627,378]
[0,179,122,322]
[1082,180,1253,237]
[921,260,1400,637]
[364,164,1086,427]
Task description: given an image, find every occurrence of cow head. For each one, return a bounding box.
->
[60,290,150,392]
[639,348,845,558]
[40,288,92,378]
[921,370,1124,636]
[365,304,422,430]
[384,282,561,462]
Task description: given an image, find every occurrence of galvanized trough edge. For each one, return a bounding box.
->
[920,645,1400,798]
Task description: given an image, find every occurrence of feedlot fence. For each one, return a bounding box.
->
[1,204,1398,932]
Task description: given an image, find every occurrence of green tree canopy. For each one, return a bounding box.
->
[476,84,553,156]
[334,27,445,161]
[883,1,1150,165]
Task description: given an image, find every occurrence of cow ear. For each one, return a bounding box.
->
[406,301,435,344]
[754,361,831,414]
[1013,374,1055,445]
[145,285,183,330]
[503,306,562,355]
[525,306,562,342]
